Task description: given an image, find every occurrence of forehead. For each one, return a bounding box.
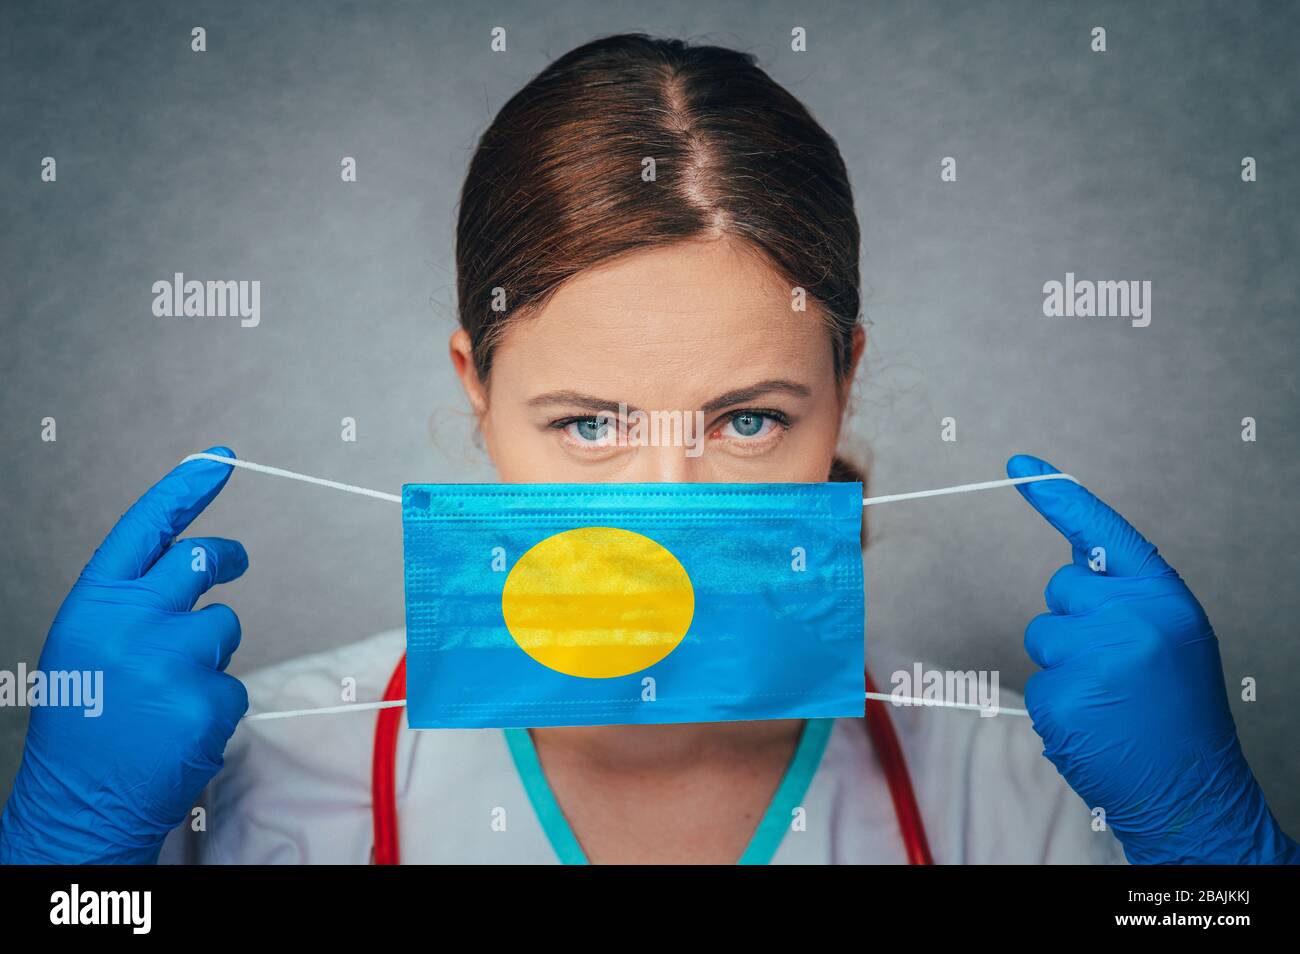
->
[489,238,835,401]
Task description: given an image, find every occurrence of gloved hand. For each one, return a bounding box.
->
[0,448,249,864]
[1009,454,1298,865]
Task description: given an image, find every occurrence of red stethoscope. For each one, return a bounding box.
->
[371,654,933,865]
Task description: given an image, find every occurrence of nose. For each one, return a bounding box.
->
[619,444,702,484]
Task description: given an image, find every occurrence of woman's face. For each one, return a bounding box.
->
[451,237,863,483]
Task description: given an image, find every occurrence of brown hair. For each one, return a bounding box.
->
[455,33,865,484]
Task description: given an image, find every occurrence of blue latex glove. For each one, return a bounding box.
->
[1009,454,1298,865]
[0,448,248,864]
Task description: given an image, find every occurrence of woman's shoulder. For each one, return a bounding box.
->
[160,628,496,864]
[857,643,1126,864]
[238,627,407,717]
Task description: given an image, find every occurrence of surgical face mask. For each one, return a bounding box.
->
[181,453,1072,723]
[400,482,865,728]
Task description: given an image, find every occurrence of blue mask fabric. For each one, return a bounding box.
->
[401,482,865,728]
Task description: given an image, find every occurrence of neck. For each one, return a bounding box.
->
[529,719,806,774]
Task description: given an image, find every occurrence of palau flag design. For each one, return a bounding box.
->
[401,483,865,728]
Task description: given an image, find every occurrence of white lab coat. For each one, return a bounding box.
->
[160,628,1126,864]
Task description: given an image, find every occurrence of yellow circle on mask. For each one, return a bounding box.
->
[501,526,695,679]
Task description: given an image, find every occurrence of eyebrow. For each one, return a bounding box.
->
[526,379,813,415]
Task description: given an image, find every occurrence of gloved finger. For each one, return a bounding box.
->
[172,603,243,671]
[142,537,249,612]
[174,669,251,765]
[1022,665,1071,744]
[1023,611,1084,668]
[1007,454,1172,578]
[205,671,250,744]
[1043,562,1115,616]
[82,446,238,583]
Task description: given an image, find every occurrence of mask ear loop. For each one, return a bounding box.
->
[181,453,402,503]
[180,452,1077,510]
[177,454,1076,722]
[859,472,1078,507]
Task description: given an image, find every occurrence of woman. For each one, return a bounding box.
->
[1,34,1293,865]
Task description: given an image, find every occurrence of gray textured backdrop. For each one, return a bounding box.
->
[3,0,1298,832]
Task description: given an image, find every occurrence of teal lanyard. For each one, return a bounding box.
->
[504,718,835,865]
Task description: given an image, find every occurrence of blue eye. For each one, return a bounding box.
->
[730,412,765,437]
[565,417,610,443]
[720,411,784,440]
